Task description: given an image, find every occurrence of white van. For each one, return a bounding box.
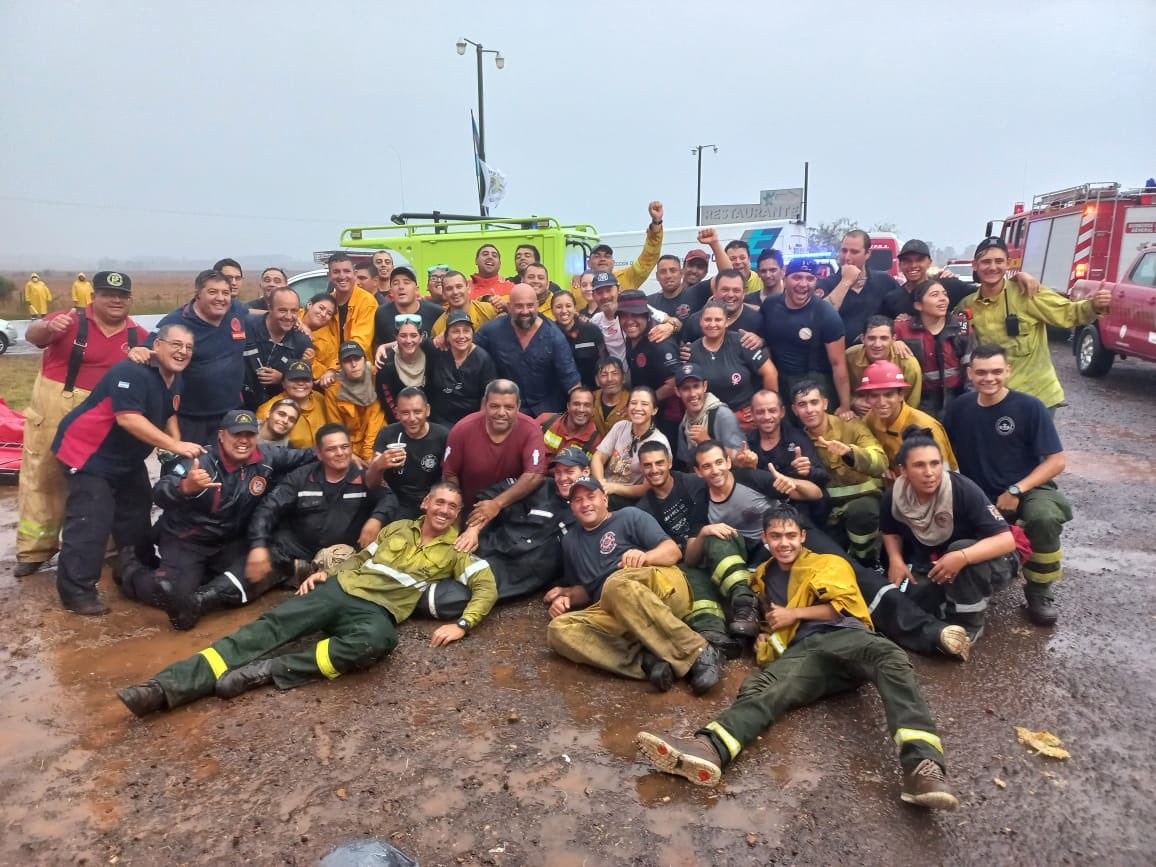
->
[596,220,811,291]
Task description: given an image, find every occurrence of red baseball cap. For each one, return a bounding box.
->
[684,249,709,265]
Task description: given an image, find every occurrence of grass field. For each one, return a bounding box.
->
[0,356,41,413]
[1,271,204,318]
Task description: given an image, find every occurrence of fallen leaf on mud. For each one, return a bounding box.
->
[746,834,758,847]
[993,777,1007,788]
[335,788,347,799]
[1015,727,1071,759]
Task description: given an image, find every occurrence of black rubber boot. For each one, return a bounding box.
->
[118,680,168,717]
[161,575,244,631]
[686,643,723,695]
[1024,582,1058,626]
[13,561,45,579]
[699,628,744,660]
[640,649,674,692]
[215,659,275,700]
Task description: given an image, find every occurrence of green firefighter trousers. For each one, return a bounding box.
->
[701,535,759,608]
[701,629,945,772]
[1015,484,1072,592]
[680,565,727,635]
[153,578,397,708]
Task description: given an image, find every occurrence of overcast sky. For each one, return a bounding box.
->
[2,0,1154,267]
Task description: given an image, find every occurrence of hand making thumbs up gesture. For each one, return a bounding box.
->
[789,444,811,477]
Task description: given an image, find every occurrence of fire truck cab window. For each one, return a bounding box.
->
[1129,252,1156,289]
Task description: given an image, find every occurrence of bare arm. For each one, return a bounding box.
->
[825,339,853,415]
[116,413,202,458]
[822,265,861,311]
[1017,452,1065,492]
[757,358,779,394]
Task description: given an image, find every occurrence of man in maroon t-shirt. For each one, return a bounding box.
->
[16,271,149,577]
[442,379,548,544]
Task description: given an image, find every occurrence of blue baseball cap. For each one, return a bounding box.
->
[590,271,619,292]
[785,258,819,276]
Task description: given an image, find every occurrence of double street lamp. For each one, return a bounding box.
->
[456,38,505,215]
[691,144,718,225]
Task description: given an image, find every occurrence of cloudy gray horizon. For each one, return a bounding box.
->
[3,0,1153,268]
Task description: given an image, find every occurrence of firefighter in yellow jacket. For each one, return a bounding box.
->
[24,273,53,317]
[257,360,331,449]
[117,481,497,716]
[586,200,665,289]
[635,502,957,810]
[791,378,888,564]
[71,273,93,307]
[323,341,386,461]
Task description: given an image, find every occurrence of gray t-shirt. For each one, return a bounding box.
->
[708,481,774,543]
[561,507,670,602]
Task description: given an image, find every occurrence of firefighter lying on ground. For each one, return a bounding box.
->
[635,502,959,811]
[118,481,496,717]
[417,446,587,621]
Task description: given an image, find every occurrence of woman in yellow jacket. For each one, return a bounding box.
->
[300,293,340,385]
[257,360,331,449]
[322,342,386,461]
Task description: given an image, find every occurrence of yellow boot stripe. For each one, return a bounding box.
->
[690,600,725,617]
[893,727,943,753]
[315,638,340,679]
[198,648,229,679]
[1023,567,1062,583]
[710,555,747,585]
[704,721,743,761]
[718,571,751,595]
[1028,548,1063,564]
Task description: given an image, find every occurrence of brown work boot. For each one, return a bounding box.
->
[635,731,723,787]
[938,625,971,661]
[900,759,959,810]
[13,561,45,578]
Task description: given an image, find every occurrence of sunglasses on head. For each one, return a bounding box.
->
[394,313,422,326]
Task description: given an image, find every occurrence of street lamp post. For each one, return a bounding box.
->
[691,144,718,225]
[456,38,505,216]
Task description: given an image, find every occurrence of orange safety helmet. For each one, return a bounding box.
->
[857,360,910,392]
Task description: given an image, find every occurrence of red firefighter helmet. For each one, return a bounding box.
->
[857,360,910,392]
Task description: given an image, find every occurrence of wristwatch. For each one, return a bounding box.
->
[1007,484,1022,497]
[456,618,471,632]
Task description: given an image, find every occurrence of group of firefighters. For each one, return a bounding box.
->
[11,199,1109,812]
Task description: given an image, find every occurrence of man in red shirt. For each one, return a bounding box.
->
[468,244,515,302]
[442,379,548,531]
[16,271,148,577]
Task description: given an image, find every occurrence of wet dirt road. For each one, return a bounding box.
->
[2,348,1155,866]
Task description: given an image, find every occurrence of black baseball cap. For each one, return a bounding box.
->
[339,340,366,360]
[445,309,474,329]
[591,244,614,257]
[390,266,417,283]
[92,271,132,293]
[284,360,313,381]
[974,237,1009,257]
[221,409,259,434]
[898,239,931,259]
[675,363,706,385]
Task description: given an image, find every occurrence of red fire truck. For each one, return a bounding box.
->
[985,181,1156,294]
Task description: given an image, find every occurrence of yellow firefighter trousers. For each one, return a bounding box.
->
[546,566,707,679]
[16,374,91,564]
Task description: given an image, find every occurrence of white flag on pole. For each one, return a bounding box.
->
[479,160,508,211]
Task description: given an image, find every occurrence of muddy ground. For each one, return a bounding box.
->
[2,348,1155,866]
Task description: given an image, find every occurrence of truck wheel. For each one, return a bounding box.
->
[0,333,8,355]
[1075,326,1114,378]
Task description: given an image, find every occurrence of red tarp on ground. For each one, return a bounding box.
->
[0,398,24,475]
